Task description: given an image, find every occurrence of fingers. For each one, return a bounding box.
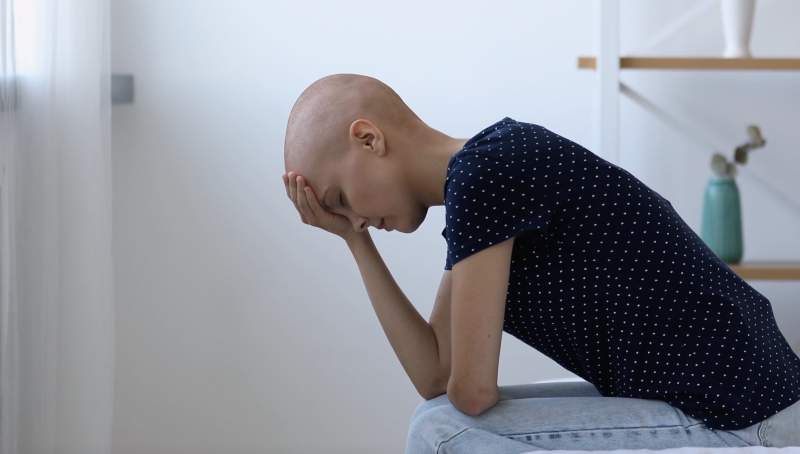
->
[302,183,324,217]
[283,172,353,238]
[285,172,308,224]
[295,176,314,225]
[282,173,290,199]
[284,172,339,231]
[287,172,298,202]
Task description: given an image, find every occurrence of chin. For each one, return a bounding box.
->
[398,207,428,234]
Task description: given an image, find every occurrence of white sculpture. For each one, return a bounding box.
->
[721,0,756,58]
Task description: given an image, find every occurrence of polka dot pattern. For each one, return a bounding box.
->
[442,118,800,431]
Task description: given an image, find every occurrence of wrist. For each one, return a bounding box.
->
[344,230,372,251]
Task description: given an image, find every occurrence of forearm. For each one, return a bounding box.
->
[346,232,449,399]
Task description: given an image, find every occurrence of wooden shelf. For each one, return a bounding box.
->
[578,57,800,71]
[727,262,800,281]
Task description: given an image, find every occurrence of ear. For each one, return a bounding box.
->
[349,119,386,157]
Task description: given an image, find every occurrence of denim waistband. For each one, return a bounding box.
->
[727,399,800,448]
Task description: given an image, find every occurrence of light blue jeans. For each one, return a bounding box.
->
[406,382,800,453]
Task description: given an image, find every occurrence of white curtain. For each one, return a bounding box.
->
[0,0,115,453]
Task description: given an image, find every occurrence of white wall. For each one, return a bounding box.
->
[109,1,800,453]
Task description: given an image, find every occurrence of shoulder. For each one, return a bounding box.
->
[461,118,549,157]
[450,119,586,173]
[443,121,572,201]
[443,152,506,213]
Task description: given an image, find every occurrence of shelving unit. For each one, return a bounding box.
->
[578,57,800,71]
[582,1,800,282]
[728,262,800,281]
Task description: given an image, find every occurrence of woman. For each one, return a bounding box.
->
[282,74,800,453]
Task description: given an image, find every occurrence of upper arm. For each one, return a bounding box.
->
[447,237,515,415]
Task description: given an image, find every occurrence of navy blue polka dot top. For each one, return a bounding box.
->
[442,117,800,431]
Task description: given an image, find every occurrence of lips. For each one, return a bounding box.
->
[378,218,385,230]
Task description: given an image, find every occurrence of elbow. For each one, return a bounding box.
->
[446,381,499,416]
[416,376,448,401]
[452,397,496,417]
[419,387,446,401]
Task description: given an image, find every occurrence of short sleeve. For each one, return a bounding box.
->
[444,152,561,268]
[442,228,453,270]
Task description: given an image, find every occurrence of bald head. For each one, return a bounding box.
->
[283,74,420,171]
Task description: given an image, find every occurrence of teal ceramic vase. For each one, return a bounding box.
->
[701,176,743,264]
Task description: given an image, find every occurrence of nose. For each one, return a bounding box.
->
[350,214,370,233]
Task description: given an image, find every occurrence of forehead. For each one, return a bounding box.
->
[286,146,331,178]
[286,141,367,204]
[289,155,340,203]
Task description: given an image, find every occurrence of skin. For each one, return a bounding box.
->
[282,74,515,415]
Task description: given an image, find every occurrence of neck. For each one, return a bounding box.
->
[405,124,468,208]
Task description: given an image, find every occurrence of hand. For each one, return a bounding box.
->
[283,172,357,240]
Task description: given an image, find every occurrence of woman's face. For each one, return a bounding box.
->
[307,144,429,234]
